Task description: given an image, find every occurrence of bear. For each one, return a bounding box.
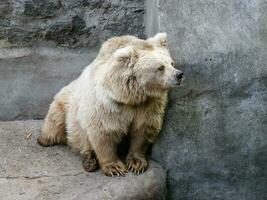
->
[37,33,184,176]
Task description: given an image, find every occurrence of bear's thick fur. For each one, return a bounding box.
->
[37,33,183,176]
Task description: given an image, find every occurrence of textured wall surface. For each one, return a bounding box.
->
[147,0,267,200]
[0,0,145,120]
[0,0,145,48]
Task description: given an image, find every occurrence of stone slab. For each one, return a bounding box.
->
[0,120,166,200]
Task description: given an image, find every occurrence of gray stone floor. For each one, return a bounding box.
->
[0,120,166,200]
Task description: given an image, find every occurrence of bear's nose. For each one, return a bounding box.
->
[176,72,183,80]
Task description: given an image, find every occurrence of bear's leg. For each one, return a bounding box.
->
[89,133,127,176]
[126,128,149,174]
[37,100,67,147]
[67,125,98,172]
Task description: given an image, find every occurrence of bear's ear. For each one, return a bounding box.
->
[147,32,167,47]
[113,46,138,66]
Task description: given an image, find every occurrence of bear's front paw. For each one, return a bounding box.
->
[101,160,128,177]
[83,154,98,172]
[126,155,148,174]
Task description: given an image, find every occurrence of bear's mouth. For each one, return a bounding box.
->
[175,77,185,86]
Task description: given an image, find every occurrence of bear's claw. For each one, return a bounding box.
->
[126,156,148,175]
[102,161,128,177]
[37,136,56,147]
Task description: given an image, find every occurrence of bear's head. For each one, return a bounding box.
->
[103,33,183,105]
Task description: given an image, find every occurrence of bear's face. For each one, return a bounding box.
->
[112,33,183,95]
[134,48,183,93]
[103,33,183,105]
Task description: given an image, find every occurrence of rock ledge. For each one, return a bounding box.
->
[0,120,166,200]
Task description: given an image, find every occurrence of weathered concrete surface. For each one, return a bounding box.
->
[0,0,145,48]
[0,46,97,121]
[146,0,267,200]
[0,120,166,200]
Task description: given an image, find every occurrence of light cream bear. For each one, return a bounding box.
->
[37,33,184,176]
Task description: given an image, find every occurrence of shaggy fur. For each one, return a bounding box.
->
[37,33,183,176]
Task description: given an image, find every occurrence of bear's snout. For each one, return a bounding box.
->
[175,71,184,85]
[176,72,183,80]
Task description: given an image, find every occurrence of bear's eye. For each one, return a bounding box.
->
[171,62,174,66]
[158,65,165,71]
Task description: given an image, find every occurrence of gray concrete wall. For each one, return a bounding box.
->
[0,47,97,120]
[0,0,145,120]
[146,0,267,199]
